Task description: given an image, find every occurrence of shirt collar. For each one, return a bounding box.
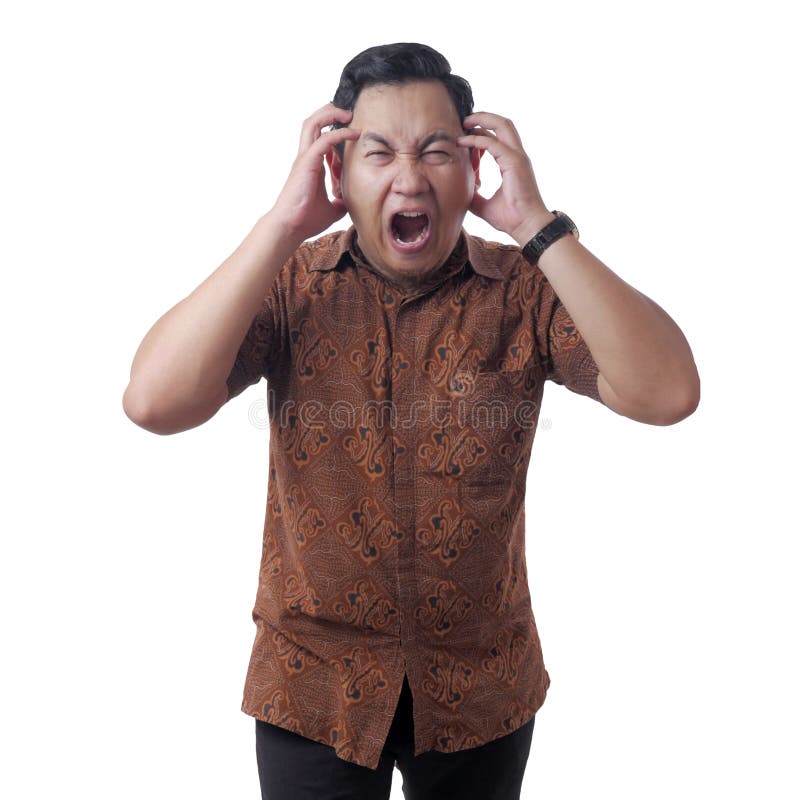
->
[308,225,505,280]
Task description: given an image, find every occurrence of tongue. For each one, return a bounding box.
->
[393,214,428,242]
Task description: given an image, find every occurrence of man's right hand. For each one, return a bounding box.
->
[270,103,361,242]
[123,104,360,434]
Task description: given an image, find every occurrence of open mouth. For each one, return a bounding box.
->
[391,211,430,246]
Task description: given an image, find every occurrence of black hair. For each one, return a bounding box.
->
[330,42,474,160]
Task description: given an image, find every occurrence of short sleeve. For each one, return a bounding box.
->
[225,291,279,401]
[535,271,606,405]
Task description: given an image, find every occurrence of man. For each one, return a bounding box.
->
[123,42,700,800]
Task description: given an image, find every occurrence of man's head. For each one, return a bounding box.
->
[325,43,482,287]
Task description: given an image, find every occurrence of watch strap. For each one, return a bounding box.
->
[521,210,579,265]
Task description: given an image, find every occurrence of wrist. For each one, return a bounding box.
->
[261,208,310,251]
[511,210,557,248]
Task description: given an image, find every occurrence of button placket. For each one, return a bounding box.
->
[393,295,435,752]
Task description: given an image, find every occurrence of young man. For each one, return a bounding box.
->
[123,43,699,800]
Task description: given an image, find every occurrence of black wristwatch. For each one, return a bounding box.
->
[521,210,579,265]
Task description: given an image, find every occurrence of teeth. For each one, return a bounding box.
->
[397,211,425,217]
[394,229,427,244]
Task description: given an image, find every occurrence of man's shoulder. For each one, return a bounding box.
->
[464,230,522,255]
[273,228,352,286]
[463,229,527,280]
[304,227,350,251]
[304,227,355,271]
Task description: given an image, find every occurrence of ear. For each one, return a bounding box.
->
[325,147,344,198]
[469,146,484,192]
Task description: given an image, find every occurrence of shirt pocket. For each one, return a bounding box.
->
[449,368,529,490]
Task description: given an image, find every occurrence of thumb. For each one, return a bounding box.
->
[469,190,489,219]
[329,197,349,218]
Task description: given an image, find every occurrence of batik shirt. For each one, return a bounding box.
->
[226,225,606,770]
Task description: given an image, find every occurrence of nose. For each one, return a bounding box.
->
[391,154,431,196]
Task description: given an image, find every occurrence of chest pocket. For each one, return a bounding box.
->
[449,368,531,489]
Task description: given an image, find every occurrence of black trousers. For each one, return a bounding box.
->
[255,673,536,800]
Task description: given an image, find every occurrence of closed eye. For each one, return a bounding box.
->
[364,150,452,163]
[421,150,453,164]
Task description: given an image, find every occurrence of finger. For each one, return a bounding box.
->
[302,125,361,163]
[459,128,499,143]
[463,111,514,131]
[300,103,352,140]
[297,106,353,156]
[469,190,490,220]
[329,196,348,217]
[457,132,508,162]
[297,103,354,156]
[462,112,523,148]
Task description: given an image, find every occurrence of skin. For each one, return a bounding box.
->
[330,88,698,423]
[326,81,482,290]
[124,88,699,434]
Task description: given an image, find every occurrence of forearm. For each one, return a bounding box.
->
[513,212,700,421]
[123,211,301,430]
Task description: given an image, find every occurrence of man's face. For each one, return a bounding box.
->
[327,80,481,287]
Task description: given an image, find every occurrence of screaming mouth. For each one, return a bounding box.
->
[391,211,430,244]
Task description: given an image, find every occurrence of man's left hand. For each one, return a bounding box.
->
[458,112,556,246]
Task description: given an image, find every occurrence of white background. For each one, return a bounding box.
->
[2,1,798,798]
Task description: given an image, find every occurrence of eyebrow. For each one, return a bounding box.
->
[361,130,457,150]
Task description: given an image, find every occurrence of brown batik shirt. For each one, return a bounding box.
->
[225,224,606,770]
